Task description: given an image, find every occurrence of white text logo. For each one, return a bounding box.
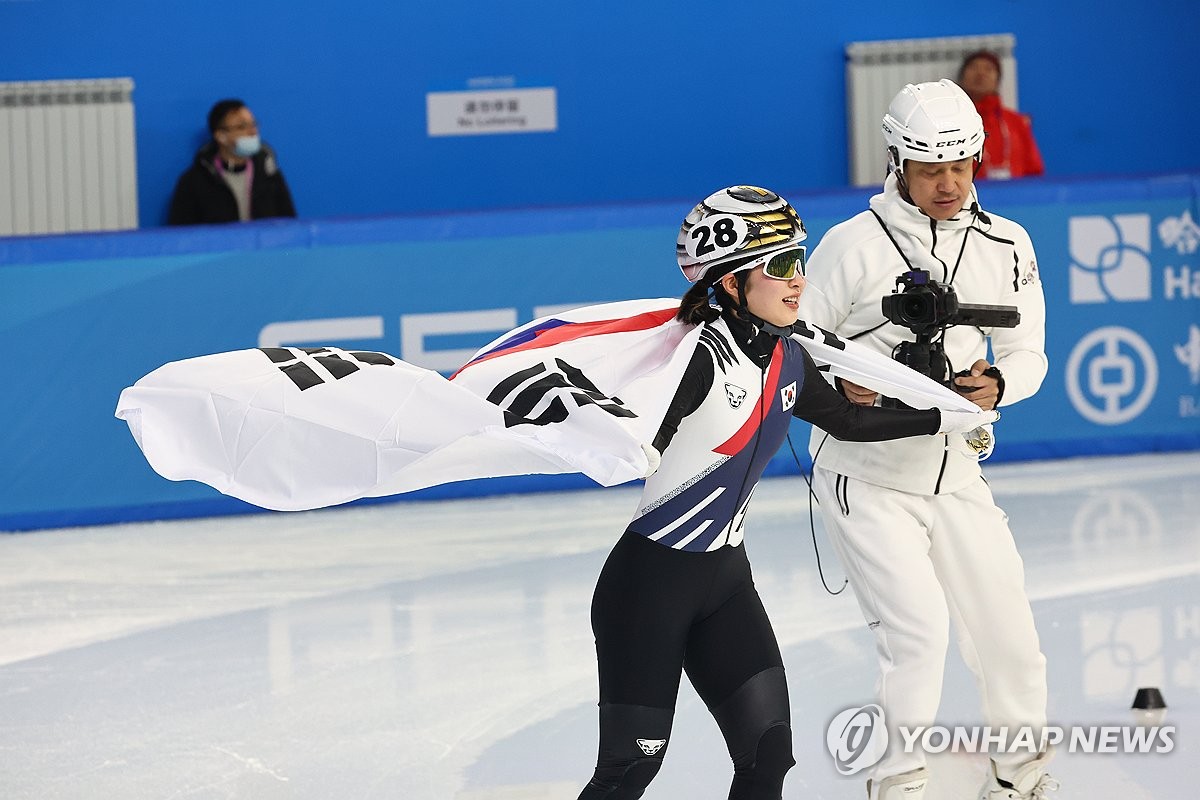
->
[1159,210,1200,255]
[897,725,1174,755]
[259,304,598,374]
[1177,324,1200,385]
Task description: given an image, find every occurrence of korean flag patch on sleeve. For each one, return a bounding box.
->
[780,381,797,411]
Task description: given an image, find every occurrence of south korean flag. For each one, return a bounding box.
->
[779,380,797,412]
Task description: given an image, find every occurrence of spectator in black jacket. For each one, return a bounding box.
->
[168,99,296,225]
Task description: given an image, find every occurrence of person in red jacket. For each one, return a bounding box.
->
[957,50,1044,180]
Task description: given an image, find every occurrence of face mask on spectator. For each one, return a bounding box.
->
[233,135,261,158]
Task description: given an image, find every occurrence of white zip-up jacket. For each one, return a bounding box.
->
[797,173,1047,495]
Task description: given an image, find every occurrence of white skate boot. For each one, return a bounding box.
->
[977,751,1059,799]
[867,767,928,800]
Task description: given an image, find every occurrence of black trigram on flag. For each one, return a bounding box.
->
[486,358,637,428]
[259,347,397,391]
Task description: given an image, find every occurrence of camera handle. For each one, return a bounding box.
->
[880,334,949,409]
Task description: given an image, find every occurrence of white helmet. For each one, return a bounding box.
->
[676,185,807,283]
[882,79,984,174]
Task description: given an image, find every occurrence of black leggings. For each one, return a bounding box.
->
[579,531,795,799]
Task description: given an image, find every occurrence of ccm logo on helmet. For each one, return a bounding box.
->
[936,139,967,147]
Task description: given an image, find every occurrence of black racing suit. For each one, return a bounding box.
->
[580,310,938,799]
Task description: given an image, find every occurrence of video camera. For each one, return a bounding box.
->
[880,268,1020,390]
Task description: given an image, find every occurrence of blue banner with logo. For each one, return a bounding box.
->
[989,175,1200,459]
[2,174,1197,531]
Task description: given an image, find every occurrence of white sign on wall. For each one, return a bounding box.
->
[426,87,557,137]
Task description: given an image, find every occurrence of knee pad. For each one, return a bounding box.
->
[579,760,662,800]
[725,722,794,800]
[747,722,795,779]
[711,667,795,796]
[579,703,673,799]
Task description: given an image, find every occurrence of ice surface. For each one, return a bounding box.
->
[2,452,1197,798]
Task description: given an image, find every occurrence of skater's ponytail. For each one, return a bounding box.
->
[676,277,741,325]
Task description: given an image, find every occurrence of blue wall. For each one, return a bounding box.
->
[2,1,1198,225]
[3,173,1199,531]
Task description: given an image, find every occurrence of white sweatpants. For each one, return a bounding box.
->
[812,466,1047,782]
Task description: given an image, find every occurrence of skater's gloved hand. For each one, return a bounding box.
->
[937,407,999,435]
[640,442,661,478]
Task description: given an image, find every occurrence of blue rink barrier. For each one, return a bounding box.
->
[3,173,1199,531]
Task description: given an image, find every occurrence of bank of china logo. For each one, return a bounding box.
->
[780,381,797,411]
[725,382,748,408]
[1066,327,1159,425]
[636,738,666,756]
[1177,324,1200,385]
[1068,214,1151,303]
[826,704,888,775]
[1159,210,1200,255]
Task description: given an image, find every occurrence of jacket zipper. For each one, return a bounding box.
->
[928,218,950,281]
[931,214,950,496]
[933,437,948,494]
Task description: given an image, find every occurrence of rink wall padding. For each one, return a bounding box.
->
[3,173,1199,531]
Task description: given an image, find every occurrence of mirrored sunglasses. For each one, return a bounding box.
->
[742,246,805,280]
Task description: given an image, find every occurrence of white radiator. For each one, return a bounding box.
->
[845,34,1017,187]
[0,78,139,236]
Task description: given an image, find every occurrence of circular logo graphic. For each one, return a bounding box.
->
[1070,489,1162,549]
[826,704,888,775]
[1066,327,1158,425]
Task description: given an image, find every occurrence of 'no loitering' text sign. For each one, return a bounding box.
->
[426,87,557,137]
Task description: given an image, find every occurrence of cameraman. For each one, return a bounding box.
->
[796,81,1054,800]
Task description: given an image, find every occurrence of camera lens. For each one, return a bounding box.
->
[900,294,934,325]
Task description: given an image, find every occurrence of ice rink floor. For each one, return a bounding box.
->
[3,451,1198,799]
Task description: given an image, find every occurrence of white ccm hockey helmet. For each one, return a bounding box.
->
[882,79,985,175]
[676,185,807,283]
